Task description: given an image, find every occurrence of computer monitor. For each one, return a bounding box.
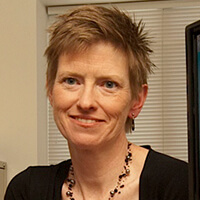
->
[186,19,200,200]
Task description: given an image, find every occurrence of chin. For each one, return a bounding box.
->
[67,135,109,150]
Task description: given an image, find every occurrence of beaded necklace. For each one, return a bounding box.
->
[65,142,132,200]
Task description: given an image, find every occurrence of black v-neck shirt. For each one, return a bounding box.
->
[4,148,188,200]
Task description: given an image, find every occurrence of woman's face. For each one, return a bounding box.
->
[49,42,136,148]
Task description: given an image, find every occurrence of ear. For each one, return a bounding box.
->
[48,88,54,107]
[128,84,148,119]
[46,80,53,107]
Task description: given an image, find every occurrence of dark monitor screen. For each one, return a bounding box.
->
[186,20,200,200]
[198,34,200,137]
[198,34,200,174]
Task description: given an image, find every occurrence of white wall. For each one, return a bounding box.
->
[0,0,38,183]
[36,0,48,166]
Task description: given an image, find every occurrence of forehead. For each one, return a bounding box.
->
[57,42,129,76]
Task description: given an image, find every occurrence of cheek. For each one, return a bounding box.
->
[100,92,132,119]
[51,87,76,111]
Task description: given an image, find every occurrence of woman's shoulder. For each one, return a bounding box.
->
[140,147,188,200]
[9,160,70,184]
[141,146,188,172]
[147,147,187,168]
[4,160,71,200]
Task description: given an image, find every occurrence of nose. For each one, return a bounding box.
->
[77,84,97,112]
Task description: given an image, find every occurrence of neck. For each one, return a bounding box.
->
[68,135,130,199]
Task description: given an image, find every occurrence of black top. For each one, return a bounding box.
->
[4,148,188,200]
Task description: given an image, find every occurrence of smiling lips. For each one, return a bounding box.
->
[70,116,104,125]
[76,118,98,123]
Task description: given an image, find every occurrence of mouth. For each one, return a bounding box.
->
[70,116,105,125]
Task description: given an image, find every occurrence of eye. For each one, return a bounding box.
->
[65,77,77,85]
[104,81,117,89]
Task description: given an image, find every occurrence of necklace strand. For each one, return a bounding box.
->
[65,142,132,200]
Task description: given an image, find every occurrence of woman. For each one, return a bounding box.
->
[5,5,188,200]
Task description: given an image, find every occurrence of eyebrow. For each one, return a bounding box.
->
[97,75,124,84]
[57,71,82,79]
[56,71,87,83]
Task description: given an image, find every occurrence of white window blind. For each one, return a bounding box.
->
[47,1,200,164]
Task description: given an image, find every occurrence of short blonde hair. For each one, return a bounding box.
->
[45,5,155,132]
